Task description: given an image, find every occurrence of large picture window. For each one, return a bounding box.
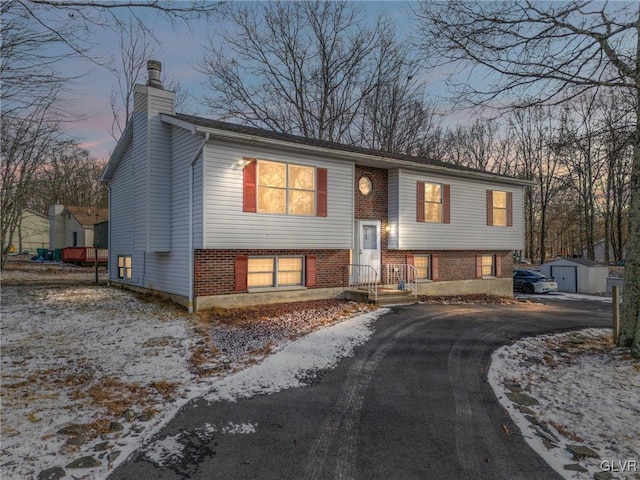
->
[257,160,315,215]
[248,256,304,288]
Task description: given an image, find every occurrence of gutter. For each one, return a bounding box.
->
[188,131,210,313]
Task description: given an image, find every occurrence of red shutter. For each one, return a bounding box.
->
[495,254,502,277]
[243,159,257,213]
[486,190,493,226]
[443,184,451,224]
[235,255,248,291]
[406,254,414,282]
[476,255,483,278]
[306,255,317,287]
[317,168,327,217]
[417,182,425,222]
[432,254,440,281]
[506,192,513,227]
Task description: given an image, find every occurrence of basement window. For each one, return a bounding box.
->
[248,256,303,288]
[117,255,132,279]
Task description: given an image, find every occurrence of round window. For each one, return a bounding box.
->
[359,176,373,196]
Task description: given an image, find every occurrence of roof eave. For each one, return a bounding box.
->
[161,114,534,187]
[100,121,133,182]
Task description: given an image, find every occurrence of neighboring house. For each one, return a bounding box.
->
[11,209,49,254]
[49,205,108,249]
[582,238,627,263]
[101,61,530,312]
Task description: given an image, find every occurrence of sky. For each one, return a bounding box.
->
[56,1,422,162]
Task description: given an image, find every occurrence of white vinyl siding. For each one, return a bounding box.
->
[140,127,202,297]
[110,98,198,298]
[387,169,400,249]
[202,140,353,249]
[109,141,138,285]
[133,86,175,252]
[391,169,524,250]
[192,152,204,249]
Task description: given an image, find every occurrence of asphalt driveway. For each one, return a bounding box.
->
[110,297,611,480]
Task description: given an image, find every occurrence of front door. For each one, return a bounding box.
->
[355,220,381,282]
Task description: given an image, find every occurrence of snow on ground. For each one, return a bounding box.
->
[489,328,640,480]
[516,292,616,303]
[0,281,384,480]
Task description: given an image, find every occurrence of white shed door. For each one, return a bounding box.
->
[551,266,577,293]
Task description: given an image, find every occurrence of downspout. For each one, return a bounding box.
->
[188,131,210,313]
[106,183,112,285]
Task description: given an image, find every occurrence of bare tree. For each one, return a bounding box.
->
[414,0,640,356]
[108,20,156,140]
[1,0,225,268]
[1,102,65,268]
[510,106,564,264]
[199,1,421,146]
[440,119,514,174]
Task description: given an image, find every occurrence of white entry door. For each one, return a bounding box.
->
[355,220,381,282]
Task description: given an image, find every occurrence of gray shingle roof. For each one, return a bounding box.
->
[171,113,525,182]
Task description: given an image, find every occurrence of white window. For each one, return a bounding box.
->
[118,255,132,279]
[257,160,315,215]
[492,191,507,226]
[248,256,304,288]
[481,254,495,277]
[414,255,431,280]
[424,183,443,222]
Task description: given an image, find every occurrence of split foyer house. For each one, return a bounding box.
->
[101,61,529,312]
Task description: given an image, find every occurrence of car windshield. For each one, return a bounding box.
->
[516,270,545,278]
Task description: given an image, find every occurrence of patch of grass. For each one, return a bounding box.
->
[150,379,178,400]
[549,420,584,442]
[26,411,41,423]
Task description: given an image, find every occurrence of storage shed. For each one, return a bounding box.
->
[539,258,609,294]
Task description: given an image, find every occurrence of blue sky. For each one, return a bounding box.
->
[60,1,433,160]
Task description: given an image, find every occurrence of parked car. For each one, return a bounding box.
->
[513,269,558,294]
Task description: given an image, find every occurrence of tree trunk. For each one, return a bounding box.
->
[619,87,640,358]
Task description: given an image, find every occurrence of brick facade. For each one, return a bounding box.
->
[194,249,350,296]
[194,166,514,299]
[354,165,512,284]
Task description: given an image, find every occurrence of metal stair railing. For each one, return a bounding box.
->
[385,264,418,297]
[347,264,378,303]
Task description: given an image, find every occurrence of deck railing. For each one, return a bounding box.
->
[385,264,418,297]
[348,264,378,302]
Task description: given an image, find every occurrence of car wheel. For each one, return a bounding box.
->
[522,283,535,294]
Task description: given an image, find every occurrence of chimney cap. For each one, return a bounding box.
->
[147,60,163,89]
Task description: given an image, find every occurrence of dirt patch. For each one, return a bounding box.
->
[418,294,533,305]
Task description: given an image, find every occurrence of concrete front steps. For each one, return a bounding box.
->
[345,287,418,306]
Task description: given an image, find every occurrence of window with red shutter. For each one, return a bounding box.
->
[243,160,257,213]
[235,256,249,291]
[416,182,425,222]
[443,185,451,224]
[306,255,317,287]
[432,254,440,281]
[317,168,327,217]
